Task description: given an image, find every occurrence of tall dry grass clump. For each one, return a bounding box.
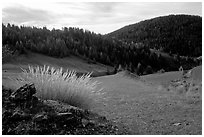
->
[15,65,102,109]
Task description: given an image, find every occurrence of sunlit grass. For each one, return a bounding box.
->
[14,65,103,109]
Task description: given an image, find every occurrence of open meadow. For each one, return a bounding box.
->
[2,53,202,135]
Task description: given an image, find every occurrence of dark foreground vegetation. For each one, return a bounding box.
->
[2,14,201,75]
[2,83,129,135]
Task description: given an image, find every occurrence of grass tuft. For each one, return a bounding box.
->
[14,65,103,109]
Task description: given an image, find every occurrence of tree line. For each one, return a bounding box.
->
[2,23,198,75]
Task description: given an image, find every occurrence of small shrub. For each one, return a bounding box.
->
[2,45,13,63]
[145,65,153,74]
[157,68,165,73]
[14,65,103,109]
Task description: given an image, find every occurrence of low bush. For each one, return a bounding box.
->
[15,65,102,109]
[2,44,13,63]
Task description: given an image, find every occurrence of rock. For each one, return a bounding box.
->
[9,83,37,108]
[87,120,96,127]
[51,112,74,124]
[2,110,13,121]
[11,109,31,121]
[10,83,36,101]
[54,112,73,121]
[173,123,181,126]
[65,115,82,126]
[82,118,89,127]
[56,112,73,117]
[3,85,123,135]
[33,113,48,122]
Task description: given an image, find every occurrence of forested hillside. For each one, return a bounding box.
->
[107,15,202,57]
[2,20,200,75]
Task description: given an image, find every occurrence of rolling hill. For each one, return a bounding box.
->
[92,65,202,134]
[107,14,202,57]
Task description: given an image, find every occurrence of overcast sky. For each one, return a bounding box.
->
[2,2,202,34]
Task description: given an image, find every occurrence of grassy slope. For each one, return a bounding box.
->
[92,67,202,134]
[141,71,183,87]
[2,52,113,89]
[2,52,112,73]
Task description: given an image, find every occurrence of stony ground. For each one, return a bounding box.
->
[2,84,129,135]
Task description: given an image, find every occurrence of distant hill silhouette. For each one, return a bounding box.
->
[107,14,202,57]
